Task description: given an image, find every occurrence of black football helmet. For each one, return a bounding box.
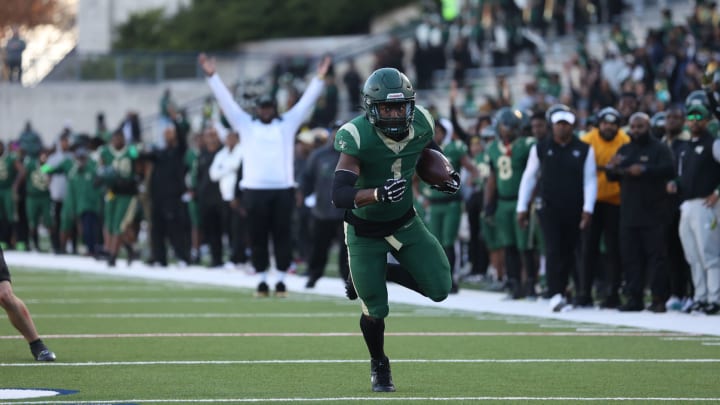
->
[650,111,666,139]
[362,68,415,141]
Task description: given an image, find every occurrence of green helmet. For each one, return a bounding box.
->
[494,107,522,130]
[685,90,709,109]
[362,68,415,141]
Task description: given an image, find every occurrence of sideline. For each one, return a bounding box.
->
[6,251,719,336]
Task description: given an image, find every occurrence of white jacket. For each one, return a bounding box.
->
[209,144,243,202]
[206,73,324,189]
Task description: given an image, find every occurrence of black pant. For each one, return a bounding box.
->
[307,217,349,281]
[7,61,21,83]
[581,202,621,301]
[466,191,489,275]
[80,211,99,255]
[200,200,224,267]
[151,198,189,265]
[620,224,669,302]
[223,202,248,264]
[540,208,582,297]
[666,210,693,298]
[242,188,295,273]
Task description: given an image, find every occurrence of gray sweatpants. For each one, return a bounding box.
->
[679,199,720,304]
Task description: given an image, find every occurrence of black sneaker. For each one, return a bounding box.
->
[345,276,358,300]
[618,300,644,312]
[685,301,707,314]
[703,302,719,315]
[646,301,667,313]
[599,295,620,309]
[370,357,396,392]
[450,281,459,294]
[274,281,287,297]
[255,281,270,297]
[305,276,319,289]
[33,348,56,362]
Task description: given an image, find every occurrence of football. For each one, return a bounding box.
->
[416,148,453,186]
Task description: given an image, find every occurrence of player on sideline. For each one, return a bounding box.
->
[0,246,56,361]
[332,67,460,392]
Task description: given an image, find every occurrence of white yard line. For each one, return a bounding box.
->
[0,331,695,340]
[2,396,720,404]
[6,252,720,336]
[1,358,719,367]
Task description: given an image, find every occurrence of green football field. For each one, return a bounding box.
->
[1,266,719,404]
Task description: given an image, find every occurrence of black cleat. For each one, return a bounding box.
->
[255,281,270,297]
[33,348,56,362]
[618,300,644,312]
[345,275,358,300]
[370,357,396,392]
[599,295,620,309]
[305,276,319,289]
[274,281,287,297]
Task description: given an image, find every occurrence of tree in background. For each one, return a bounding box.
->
[113,0,415,51]
[0,0,59,31]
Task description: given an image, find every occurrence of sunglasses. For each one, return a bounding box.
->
[686,113,706,121]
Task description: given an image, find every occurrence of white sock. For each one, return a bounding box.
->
[259,272,267,283]
[277,271,286,283]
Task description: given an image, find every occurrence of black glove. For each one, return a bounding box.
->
[431,171,461,194]
[376,178,407,203]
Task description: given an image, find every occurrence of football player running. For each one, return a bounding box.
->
[332,67,459,392]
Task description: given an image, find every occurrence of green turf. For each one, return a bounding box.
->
[0,267,718,404]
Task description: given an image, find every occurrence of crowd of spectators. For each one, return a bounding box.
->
[1,1,718,316]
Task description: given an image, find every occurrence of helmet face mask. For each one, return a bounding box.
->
[363,68,415,141]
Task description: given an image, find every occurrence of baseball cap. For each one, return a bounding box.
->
[550,110,576,125]
[256,94,275,107]
[687,104,710,120]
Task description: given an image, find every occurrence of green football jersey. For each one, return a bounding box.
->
[473,150,492,191]
[99,145,136,182]
[0,152,17,189]
[67,159,102,215]
[24,157,50,196]
[334,106,435,222]
[486,136,535,198]
[423,139,467,199]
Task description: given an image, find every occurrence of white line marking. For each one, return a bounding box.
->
[23,298,229,304]
[1,359,718,367]
[0,331,696,339]
[31,312,360,319]
[2,397,720,404]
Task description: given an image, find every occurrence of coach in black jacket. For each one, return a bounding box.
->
[606,112,675,312]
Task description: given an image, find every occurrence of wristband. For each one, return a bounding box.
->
[374,188,379,202]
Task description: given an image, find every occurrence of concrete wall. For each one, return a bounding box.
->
[78,0,189,53]
[0,80,206,145]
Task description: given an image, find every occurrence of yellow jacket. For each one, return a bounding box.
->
[580,128,631,205]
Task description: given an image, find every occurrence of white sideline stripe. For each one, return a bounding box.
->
[0,331,695,340]
[2,397,720,404]
[23,298,229,304]
[1,359,718,367]
[31,312,362,319]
